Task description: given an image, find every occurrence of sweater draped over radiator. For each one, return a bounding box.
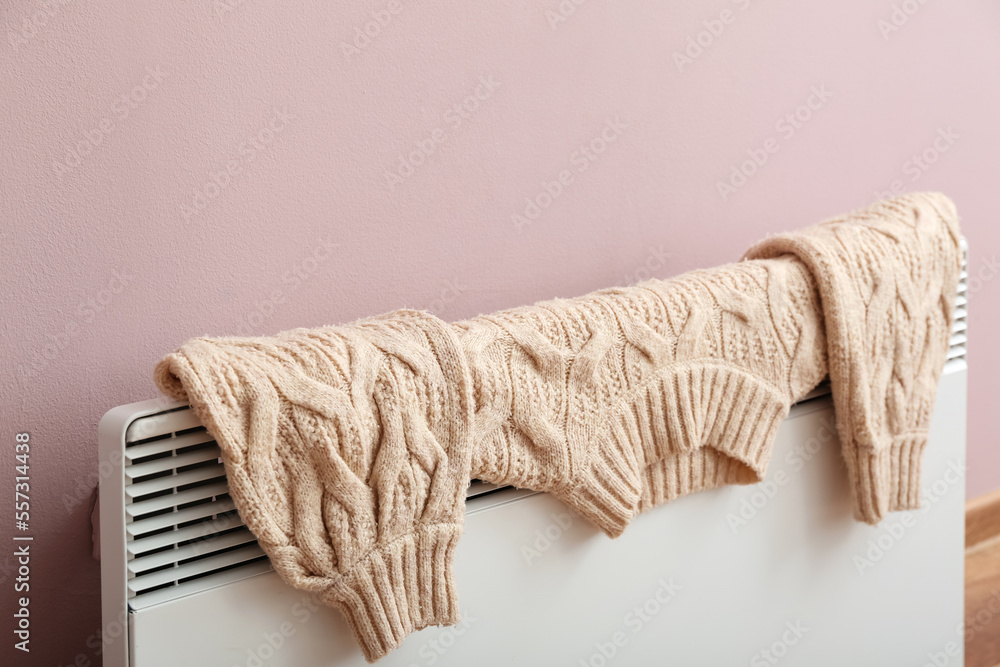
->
[155,192,962,663]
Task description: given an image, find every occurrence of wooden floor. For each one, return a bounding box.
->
[966,489,1000,667]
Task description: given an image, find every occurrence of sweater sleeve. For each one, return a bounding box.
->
[154,310,474,663]
[742,192,963,523]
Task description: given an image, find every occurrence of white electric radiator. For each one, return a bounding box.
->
[99,244,969,667]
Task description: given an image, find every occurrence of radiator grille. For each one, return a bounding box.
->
[124,412,271,610]
[123,239,969,609]
[122,410,504,609]
[947,238,969,365]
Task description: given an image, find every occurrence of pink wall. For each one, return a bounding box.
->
[2,2,999,664]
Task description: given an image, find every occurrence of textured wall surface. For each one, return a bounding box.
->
[1,2,999,664]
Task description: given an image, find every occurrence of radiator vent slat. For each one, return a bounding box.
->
[128,528,259,574]
[126,409,204,443]
[128,544,266,594]
[126,445,221,478]
[127,560,274,612]
[127,497,238,537]
[125,431,217,462]
[125,464,226,498]
[126,480,229,518]
[129,514,244,555]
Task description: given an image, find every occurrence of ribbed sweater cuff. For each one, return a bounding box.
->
[322,524,463,663]
[842,433,927,525]
[561,442,642,539]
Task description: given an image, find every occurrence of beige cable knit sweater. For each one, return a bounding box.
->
[744,193,963,522]
[459,256,828,536]
[154,192,961,662]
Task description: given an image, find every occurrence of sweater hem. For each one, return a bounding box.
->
[630,363,789,513]
[563,363,791,534]
[638,448,762,512]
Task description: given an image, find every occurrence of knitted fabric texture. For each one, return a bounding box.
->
[744,192,962,522]
[154,311,473,662]
[457,256,827,537]
[153,191,960,662]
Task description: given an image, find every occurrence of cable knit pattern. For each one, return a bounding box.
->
[153,192,960,661]
[154,311,473,662]
[744,191,963,523]
[457,256,827,536]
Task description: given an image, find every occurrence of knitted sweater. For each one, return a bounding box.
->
[744,193,963,522]
[459,256,827,536]
[155,312,472,662]
[153,192,961,662]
